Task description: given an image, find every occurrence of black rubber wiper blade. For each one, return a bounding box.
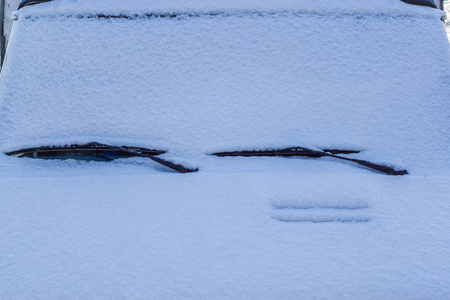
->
[212,147,407,176]
[214,147,359,157]
[6,142,198,174]
[18,0,54,10]
[5,142,165,157]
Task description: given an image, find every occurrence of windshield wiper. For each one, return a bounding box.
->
[6,142,198,173]
[213,147,407,176]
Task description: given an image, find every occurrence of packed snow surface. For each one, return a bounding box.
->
[0,2,450,298]
[15,0,447,18]
[1,9,449,174]
[1,161,450,298]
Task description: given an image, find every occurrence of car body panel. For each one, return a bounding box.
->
[1,164,450,298]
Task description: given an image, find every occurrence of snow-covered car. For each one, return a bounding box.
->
[0,0,449,298]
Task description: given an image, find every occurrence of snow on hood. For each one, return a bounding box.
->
[0,7,449,175]
[1,169,450,298]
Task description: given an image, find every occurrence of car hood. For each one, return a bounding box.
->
[0,161,449,298]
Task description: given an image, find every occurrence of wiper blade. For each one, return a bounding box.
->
[214,148,361,157]
[213,147,407,176]
[6,142,198,173]
[6,142,165,158]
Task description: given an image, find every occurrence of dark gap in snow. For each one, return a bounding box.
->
[21,10,439,21]
[272,205,370,210]
[272,216,371,223]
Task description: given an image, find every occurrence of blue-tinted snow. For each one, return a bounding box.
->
[0,12,449,174]
[0,164,450,298]
[0,2,450,299]
[15,0,446,18]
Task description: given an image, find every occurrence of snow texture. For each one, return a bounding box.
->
[445,0,450,38]
[1,166,450,299]
[14,0,447,18]
[1,8,449,175]
[0,1,450,298]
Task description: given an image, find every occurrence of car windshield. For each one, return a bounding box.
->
[0,6,448,174]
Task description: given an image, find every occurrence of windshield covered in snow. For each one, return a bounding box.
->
[0,8,449,174]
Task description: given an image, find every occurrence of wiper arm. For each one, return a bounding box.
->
[6,142,198,173]
[97,143,198,174]
[213,147,407,176]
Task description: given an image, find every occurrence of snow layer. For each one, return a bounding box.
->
[445,0,450,37]
[1,12,449,174]
[0,5,450,298]
[0,163,450,299]
[15,0,447,18]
